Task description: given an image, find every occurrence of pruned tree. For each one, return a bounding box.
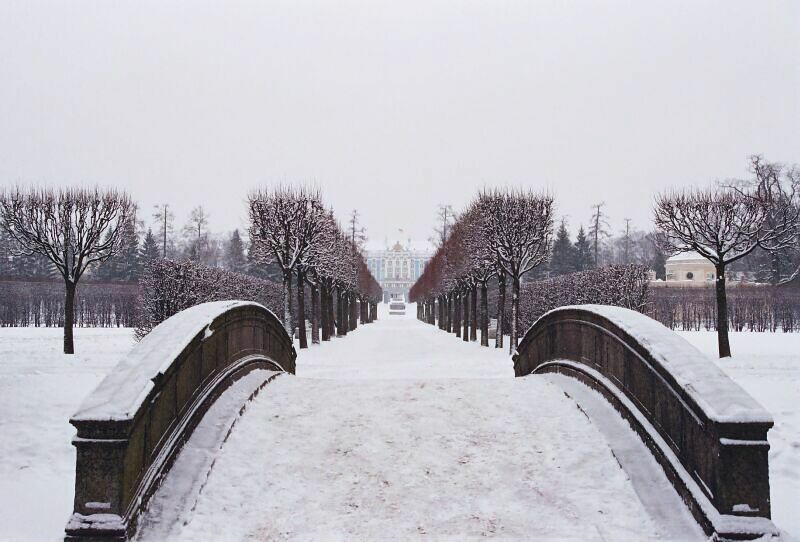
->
[480,189,554,352]
[463,200,498,346]
[654,176,799,357]
[0,187,135,353]
[248,186,326,339]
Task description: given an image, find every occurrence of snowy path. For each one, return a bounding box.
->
[138,308,703,541]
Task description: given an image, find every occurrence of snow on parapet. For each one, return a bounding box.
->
[542,305,773,425]
[73,301,270,422]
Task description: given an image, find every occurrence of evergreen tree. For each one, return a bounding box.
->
[93,215,140,281]
[0,228,54,279]
[139,229,161,265]
[549,219,577,276]
[574,226,592,271]
[224,229,247,273]
[651,249,667,280]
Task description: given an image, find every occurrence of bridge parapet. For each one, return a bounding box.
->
[514,304,777,541]
[65,301,295,540]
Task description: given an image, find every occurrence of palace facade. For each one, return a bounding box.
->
[365,242,432,302]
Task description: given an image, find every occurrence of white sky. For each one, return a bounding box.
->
[1,0,798,249]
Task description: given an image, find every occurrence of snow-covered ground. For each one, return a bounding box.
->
[0,327,136,542]
[0,308,797,541]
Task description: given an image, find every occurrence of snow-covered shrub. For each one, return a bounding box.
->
[136,259,282,338]
[516,265,650,332]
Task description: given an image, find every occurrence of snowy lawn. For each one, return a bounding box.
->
[0,327,136,542]
[0,312,797,541]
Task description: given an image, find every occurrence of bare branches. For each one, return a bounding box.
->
[653,157,800,357]
[247,187,381,337]
[0,186,135,353]
[653,187,765,266]
[410,188,554,351]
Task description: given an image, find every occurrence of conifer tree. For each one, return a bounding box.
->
[224,229,247,274]
[574,226,592,271]
[549,218,577,277]
[139,229,161,264]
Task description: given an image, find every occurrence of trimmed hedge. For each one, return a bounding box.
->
[136,259,283,338]
[516,265,650,332]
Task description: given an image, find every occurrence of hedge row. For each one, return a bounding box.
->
[136,259,283,338]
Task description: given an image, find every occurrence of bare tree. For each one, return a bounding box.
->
[654,182,798,357]
[463,200,497,346]
[429,203,456,249]
[482,189,554,352]
[248,186,326,338]
[589,202,611,266]
[348,209,368,249]
[183,205,210,262]
[152,203,174,258]
[0,187,134,353]
[744,156,800,284]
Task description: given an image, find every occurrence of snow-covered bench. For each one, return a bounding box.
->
[65,301,296,541]
[513,305,778,541]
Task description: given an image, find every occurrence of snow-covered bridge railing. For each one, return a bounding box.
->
[64,301,296,541]
[513,305,777,541]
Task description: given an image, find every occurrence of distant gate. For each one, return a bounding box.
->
[513,305,777,541]
[65,301,295,540]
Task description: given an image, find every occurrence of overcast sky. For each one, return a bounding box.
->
[1,0,798,249]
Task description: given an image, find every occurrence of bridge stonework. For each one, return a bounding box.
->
[64,301,295,541]
[513,305,778,541]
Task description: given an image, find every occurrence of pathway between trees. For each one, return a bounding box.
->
[137,306,704,541]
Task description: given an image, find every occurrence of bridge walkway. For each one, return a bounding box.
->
[136,305,703,541]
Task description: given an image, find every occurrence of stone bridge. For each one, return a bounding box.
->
[64,302,777,541]
[65,301,296,540]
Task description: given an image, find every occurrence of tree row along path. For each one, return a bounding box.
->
[136,305,704,541]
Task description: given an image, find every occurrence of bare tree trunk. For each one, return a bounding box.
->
[480,281,488,347]
[716,264,732,358]
[297,268,307,349]
[455,292,462,338]
[510,274,520,353]
[446,295,453,333]
[470,284,478,342]
[341,292,349,335]
[321,282,330,341]
[336,287,344,337]
[64,280,76,354]
[310,281,320,344]
[329,287,336,338]
[350,293,358,330]
[282,268,294,337]
[496,271,506,349]
[462,289,469,342]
